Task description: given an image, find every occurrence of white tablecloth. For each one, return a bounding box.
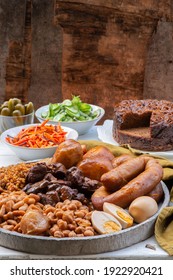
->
[0,126,172,259]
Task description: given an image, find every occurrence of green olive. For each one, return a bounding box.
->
[1,107,11,116]
[25,102,34,114]
[13,98,22,105]
[12,110,22,116]
[14,104,25,115]
[1,101,9,108]
[8,98,15,113]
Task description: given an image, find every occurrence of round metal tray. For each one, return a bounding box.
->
[0,182,170,256]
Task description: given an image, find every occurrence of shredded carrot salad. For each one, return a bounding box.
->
[6,120,67,148]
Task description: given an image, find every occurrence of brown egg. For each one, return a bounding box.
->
[128,196,158,223]
[91,210,122,234]
[103,202,133,229]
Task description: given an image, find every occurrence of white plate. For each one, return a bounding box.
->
[97,120,173,161]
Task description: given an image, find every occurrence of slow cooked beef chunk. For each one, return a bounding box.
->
[23,162,100,206]
[47,163,67,179]
[26,162,48,183]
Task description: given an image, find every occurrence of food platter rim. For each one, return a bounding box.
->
[0,181,169,243]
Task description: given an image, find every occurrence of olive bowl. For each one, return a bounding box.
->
[0,111,34,135]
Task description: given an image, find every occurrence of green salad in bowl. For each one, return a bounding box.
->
[41,96,101,122]
[35,96,105,135]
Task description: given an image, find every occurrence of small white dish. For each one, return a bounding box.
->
[35,104,105,135]
[97,120,173,161]
[0,124,78,161]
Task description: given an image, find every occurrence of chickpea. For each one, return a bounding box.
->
[26,198,36,205]
[74,210,85,218]
[3,211,14,220]
[84,230,94,236]
[28,193,40,202]
[55,210,63,219]
[44,206,56,214]
[57,219,68,230]
[72,200,82,208]
[67,223,76,231]
[63,199,71,205]
[62,230,71,237]
[61,205,68,211]
[49,224,59,236]
[85,212,92,220]
[76,234,84,237]
[19,203,28,211]
[68,231,77,237]
[68,203,77,211]
[13,200,24,210]
[62,212,74,224]
[2,224,14,231]
[5,200,14,212]
[55,202,64,209]
[47,212,57,223]
[7,219,17,226]
[54,231,64,238]
[75,226,85,234]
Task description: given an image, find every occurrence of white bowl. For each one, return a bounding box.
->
[0,124,78,161]
[35,104,105,135]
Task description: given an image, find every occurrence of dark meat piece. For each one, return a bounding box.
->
[66,167,84,188]
[81,177,100,195]
[45,190,60,205]
[47,182,63,191]
[44,173,58,182]
[66,166,100,195]
[38,193,56,206]
[75,193,89,205]
[26,163,48,183]
[59,186,88,204]
[24,180,49,194]
[22,183,33,193]
[22,162,95,207]
[59,186,78,201]
[47,163,67,179]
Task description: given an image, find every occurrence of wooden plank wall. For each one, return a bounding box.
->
[0,0,27,104]
[55,0,173,120]
[28,0,62,108]
[0,0,62,110]
[0,0,173,120]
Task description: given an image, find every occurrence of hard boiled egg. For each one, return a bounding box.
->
[103,202,133,229]
[129,196,158,223]
[91,210,122,234]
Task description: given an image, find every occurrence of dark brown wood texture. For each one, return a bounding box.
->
[55,0,173,120]
[144,21,173,100]
[0,0,173,120]
[0,0,27,104]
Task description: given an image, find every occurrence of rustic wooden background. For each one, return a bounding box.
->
[0,0,173,121]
